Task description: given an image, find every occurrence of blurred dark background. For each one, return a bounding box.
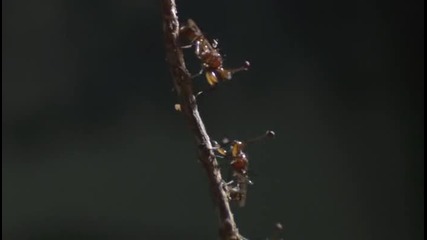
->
[2,0,424,239]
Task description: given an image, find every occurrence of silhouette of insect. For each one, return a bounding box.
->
[179,19,250,91]
[213,130,275,206]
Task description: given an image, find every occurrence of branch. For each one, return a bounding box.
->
[161,1,242,240]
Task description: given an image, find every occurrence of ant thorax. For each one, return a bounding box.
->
[231,158,248,174]
[202,58,222,71]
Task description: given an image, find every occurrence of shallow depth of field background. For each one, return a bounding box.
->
[2,0,424,239]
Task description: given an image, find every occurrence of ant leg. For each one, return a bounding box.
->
[191,68,204,79]
[181,44,192,49]
[212,39,219,48]
[225,180,234,186]
[194,41,201,56]
[195,85,217,98]
[247,178,254,185]
[191,74,201,79]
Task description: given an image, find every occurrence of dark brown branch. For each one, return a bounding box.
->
[161,1,242,240]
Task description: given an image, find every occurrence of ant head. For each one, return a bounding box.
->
[231,141,245,157]
[205,71,219,86]
[216,68,233,80]
[212,140,228,156]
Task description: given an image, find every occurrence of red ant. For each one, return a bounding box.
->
[212,130,275,206]
[179,19,250,94]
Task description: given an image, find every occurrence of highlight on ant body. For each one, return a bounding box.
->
[179,19,250,91]
[212,130,275,207]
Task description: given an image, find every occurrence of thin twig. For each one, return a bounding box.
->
[161,1,242,239]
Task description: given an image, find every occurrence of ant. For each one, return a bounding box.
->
[212,130,275,206]
[179,19,250,96]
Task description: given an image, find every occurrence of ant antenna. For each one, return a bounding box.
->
[229,61,251,74]
[268,222,284,240]
[245,130,276,144]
